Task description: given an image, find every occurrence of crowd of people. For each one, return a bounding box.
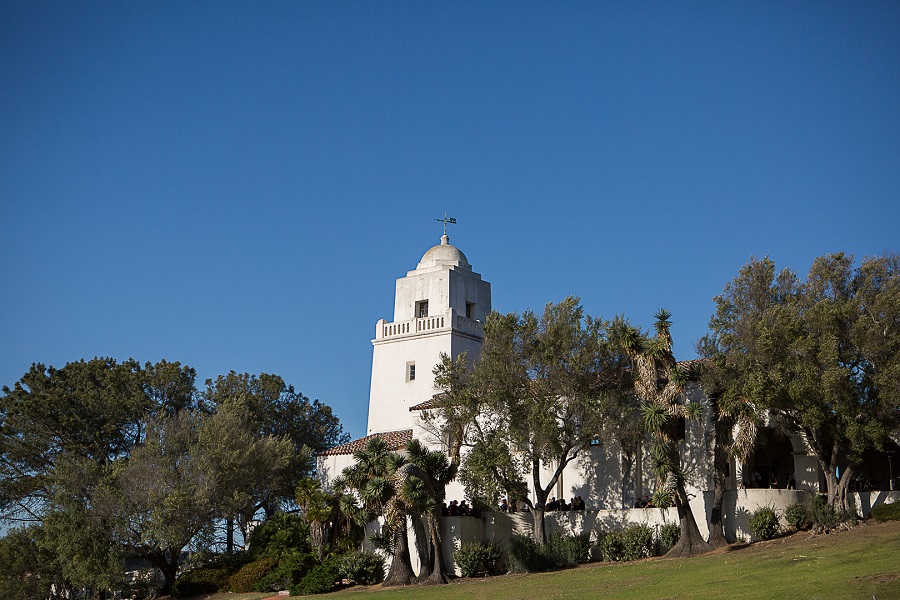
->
[441,499,481,517]
[633,495,655,508]
[497,496,587,512]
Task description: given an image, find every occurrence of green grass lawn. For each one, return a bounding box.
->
[186,521,900,600]
[331,521,899,600]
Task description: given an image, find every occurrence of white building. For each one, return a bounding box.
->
[319,232,899,540]
[318,232,490,485]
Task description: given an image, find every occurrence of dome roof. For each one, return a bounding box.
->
[416,234,471,270]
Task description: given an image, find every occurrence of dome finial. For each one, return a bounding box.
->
[434,212,457,240]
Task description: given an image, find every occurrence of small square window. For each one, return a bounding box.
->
[406,362,416,382]
[466,302,475,319]
[416,300,429,318]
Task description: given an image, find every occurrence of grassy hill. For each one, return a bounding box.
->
[185,520,900,600]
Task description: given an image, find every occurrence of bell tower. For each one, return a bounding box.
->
[366,230,491,434]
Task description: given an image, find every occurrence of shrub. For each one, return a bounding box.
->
[651,490,673,508]
[173,566,234,597]
[339,550,384,585]
[784,503,811,531]
[597,531,624,562]
[291,555,341,595]
[481,541,503,572]
[248,513,311,559]
[454,541,486,577]
[255,552,317,592]
[658,523,681,548]
[549,533,592,567]
[748,505,780,540]
[810,495,842,532]
[507,535,554,573]
[227,556,277,592]
[870,502,900,523]
[620,524,655,561]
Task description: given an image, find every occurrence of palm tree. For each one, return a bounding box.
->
[338,438,418,586]
[294,478,340,559]
[404,438,457,584]
[619,309,712,558]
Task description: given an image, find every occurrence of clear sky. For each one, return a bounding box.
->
[2,2,898,441]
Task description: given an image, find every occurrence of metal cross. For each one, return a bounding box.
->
[435,212,457,235]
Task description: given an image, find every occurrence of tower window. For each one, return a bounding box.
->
[466,302,475,319]
[416,300,429,318]
[406,362,416,382]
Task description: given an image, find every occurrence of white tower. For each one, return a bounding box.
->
[366,233,491,435]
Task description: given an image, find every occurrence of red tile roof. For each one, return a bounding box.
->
[317,429,413,456]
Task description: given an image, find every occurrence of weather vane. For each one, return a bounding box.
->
[435,212,457,236]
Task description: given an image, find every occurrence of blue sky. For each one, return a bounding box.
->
[2,1,898,440]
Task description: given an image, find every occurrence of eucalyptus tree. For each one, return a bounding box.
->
[431,297,633,544]
[702,253,900,513]
[618,310,712,558]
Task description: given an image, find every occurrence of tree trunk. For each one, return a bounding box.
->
[531,507,547,545]
[226,517,234,554]
[421,513,450,585]
[411,515,431,580]
[151,550,179,596]
[665,481,712,558]
[837,463,857,517]
[383,525,415,586]
[310,522,327,560]
[707,410,731,548]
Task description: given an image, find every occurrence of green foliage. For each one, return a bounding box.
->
[507,534,552,573]
[433,298,635,543]
[173,565,237,597]
[809,494,853,532]
[785,503,811,530]
[454,542,486,577]
[255,552,317,592]
[0,525,65,600]
[659,523,681,548]
[227,556,278,592]
[249,512,311,559]
[598,525,654,562]
[596,531,624,562]
[480,541,504,572]
[339,550,385,585]
[651,489,673,508]
[869,502,900,522]
[701,254,900,513]
[291,554,342,595]
[748,505,780,540]
[507,533,591,573]
[620,524,655,561]
[549,533,592,567]
[454,541,505,577]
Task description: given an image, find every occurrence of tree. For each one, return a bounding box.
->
[0,524,67,600]
[431,297,633,543]
[295,477,342,559]
[0,358,160,523]
[336,438,416,586]
[403,438,456,584]
[107,402,294,594]
[0,358,198,598]
[618,310,712,558]
[203,371,349,549]
[702,254,900,513]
